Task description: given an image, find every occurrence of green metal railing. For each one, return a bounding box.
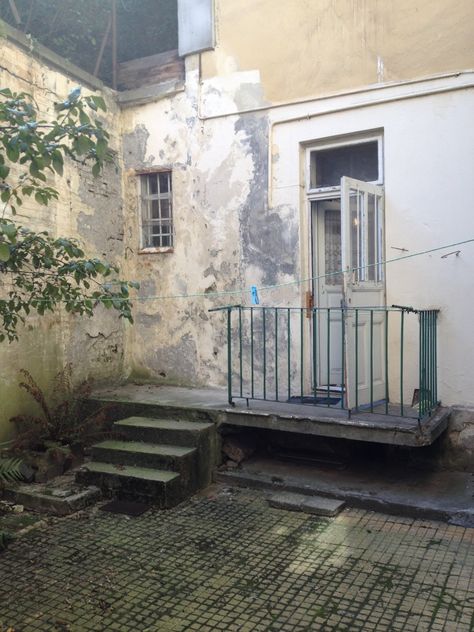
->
[210,305,439,421]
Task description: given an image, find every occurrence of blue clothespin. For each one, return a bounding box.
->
[250,285,260,305]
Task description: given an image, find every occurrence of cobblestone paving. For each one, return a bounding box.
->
[1,488,474,631]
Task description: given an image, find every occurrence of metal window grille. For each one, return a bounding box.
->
[140,172,173,248]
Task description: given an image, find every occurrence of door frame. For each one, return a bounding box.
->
[305,132,385,403]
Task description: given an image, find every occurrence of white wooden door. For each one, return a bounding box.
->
[341,177,386,410]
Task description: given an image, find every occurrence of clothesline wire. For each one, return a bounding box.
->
[117,237,473,302]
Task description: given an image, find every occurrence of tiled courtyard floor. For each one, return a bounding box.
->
[1,487,474,632]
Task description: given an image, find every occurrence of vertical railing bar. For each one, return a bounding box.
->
[287,308,291,401]
[341,307,345,409]
[419,311,424,419]
[426,310,430,415]
[300,308,304,399]
[428,310,432,414]
[430,310,434,412]
[400,310,404,417]
[312,309,317,401]
[434,311,438,405]
[263,308,267,401]
[275,308,279,402]
[250,307,254,399]
[424,311,430,417]
[239,306,243,398]
[355,309,359,412]
[370,309,374,412]
[385,309,389,415]
[227,307,233,405]
[327,308,331,406]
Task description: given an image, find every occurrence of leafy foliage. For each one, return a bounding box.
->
[10,367,117,450]
[0,87,138,341]
[0,456,24,483]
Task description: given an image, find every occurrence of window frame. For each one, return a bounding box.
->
[136,168,174,254]
[306,132,384,200]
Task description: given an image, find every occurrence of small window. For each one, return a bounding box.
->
[140,171,173,250]
[310,141,379,189]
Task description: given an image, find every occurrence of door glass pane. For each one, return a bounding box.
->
[324,210,342,285]
[367,193,376,281]
[350,192,364,282]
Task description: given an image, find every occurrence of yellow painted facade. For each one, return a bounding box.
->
[202,0,474,103]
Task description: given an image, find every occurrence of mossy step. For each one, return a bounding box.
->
[93,440,196,458]
[114,416,214,446]
[77,462,182,506]
[115,417,213,431]
[91,440,197,473]
[82,462,179,483]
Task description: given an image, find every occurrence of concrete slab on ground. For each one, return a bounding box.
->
[4,472,101,516]
[268,491,345,516]
[218,456,474,527]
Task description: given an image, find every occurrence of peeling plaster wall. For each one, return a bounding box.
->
[0,38,127,443]
[121,57,252,387]
[121,58,305,388]
[202,0,474,106]
[121,4,474,410]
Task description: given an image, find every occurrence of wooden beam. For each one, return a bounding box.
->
[23,0,35,33]
[111,0,117,90]
[8,0,22,25]
[93,13,112,77]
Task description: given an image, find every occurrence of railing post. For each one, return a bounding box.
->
[400,310,404,417]
[419,311,425,419]
[275,308,279,401]
[370,309,374,412]
[355,309,359,412]
[263,308,267,400]
[312,308,317,401]
[227,307,233,406]
[385,309,389,414]
[327,308,331,406]
[250,307,254,399]
[300,308,304,399]
[434,311,438,406]
[341,306,345,409]
[239,306,243,398]
[287,308,291,401]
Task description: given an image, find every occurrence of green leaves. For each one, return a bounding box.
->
[1,87,112,202]
[0,242,10,262]
[0,88,137,342]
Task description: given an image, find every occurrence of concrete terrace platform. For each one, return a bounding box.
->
[90,384,450,447]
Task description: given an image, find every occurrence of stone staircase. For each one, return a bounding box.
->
[77,416,216,508]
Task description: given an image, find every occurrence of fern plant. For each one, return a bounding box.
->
[0,457,24,483]
[10,366,115,451]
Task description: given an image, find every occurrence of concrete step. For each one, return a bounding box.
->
[91,440,197,490]
[76,462,181,507]
[114,417,214,447]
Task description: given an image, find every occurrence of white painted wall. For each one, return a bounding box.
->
[271,75,474,407]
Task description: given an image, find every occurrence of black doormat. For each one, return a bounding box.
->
[99,499,151,516]
[288,396,341,406]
